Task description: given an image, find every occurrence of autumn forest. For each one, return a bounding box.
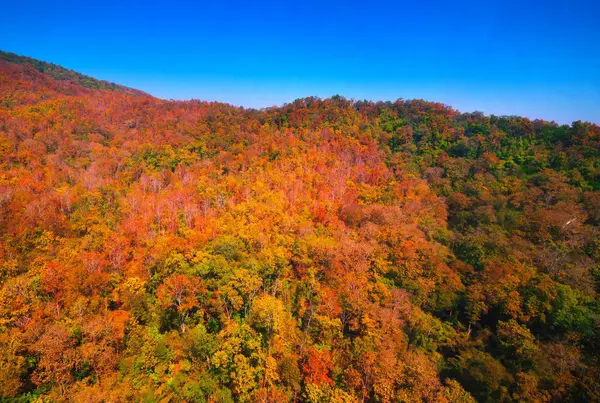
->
[0,51,599,402]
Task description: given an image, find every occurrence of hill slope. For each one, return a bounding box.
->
[0,50,148,97]
[0,53,599,402]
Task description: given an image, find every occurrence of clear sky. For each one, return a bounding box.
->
[1,0,599,124]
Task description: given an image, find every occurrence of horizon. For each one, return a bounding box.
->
[2,0,599,125]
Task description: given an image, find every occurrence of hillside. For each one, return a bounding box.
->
[0,50,148,97]
[0,53,599,403]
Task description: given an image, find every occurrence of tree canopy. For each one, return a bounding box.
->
[0,53,599,402]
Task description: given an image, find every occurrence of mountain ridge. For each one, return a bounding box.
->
[3,50,596,126]
[0,50,149,97]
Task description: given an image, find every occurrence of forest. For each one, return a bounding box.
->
[0,53,599,402]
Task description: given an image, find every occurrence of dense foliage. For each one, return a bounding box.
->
[0,55,599,402]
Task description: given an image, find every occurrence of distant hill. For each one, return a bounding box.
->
[0,50,148,97]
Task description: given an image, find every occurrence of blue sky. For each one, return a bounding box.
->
[2,0,599,124]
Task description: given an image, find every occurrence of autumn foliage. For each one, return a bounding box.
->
[0,54,599,402]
